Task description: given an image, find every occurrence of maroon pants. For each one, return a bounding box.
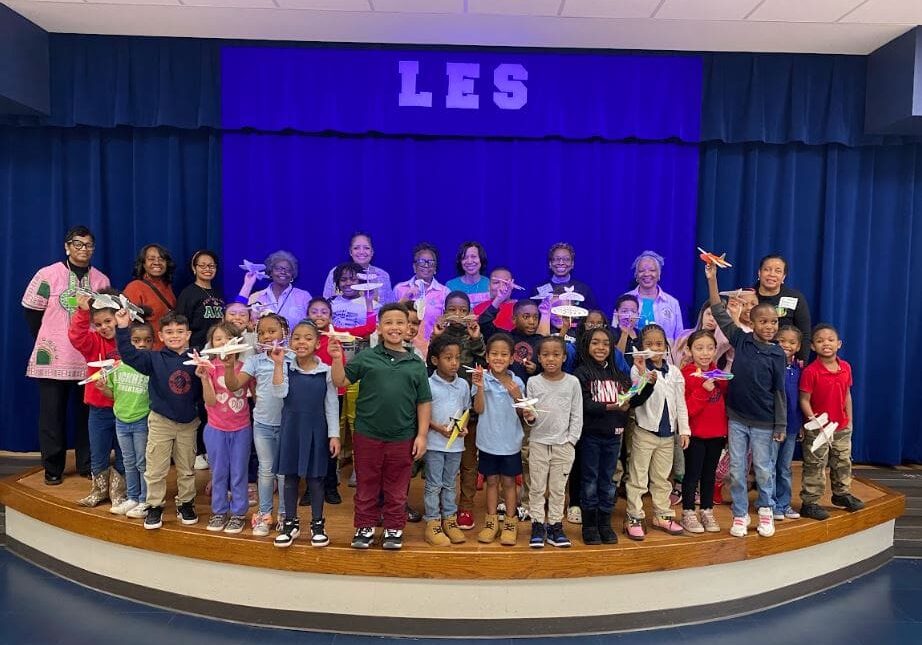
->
[353,432,414,530]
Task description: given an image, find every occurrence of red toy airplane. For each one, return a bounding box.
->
[697,247,733,268]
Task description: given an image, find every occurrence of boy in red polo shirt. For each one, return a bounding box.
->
[799,323,863,520]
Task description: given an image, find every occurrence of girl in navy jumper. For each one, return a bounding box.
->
[772,326,803,521]
[680,330,729,534]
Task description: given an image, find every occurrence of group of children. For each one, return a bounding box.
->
[64,250,862,550]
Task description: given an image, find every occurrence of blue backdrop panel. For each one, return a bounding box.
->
[222,47,701,141]
[0,125,220,451]
[222,132,700,315]
[696,142,922,464]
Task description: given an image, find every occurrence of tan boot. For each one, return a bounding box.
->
[77,470,110,507]
[109,468,128,508]
[478,514,500,543]
[442,515,466,544]
[425,519,451,546]
[500,516,519,546]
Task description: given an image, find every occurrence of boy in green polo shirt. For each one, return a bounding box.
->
[330,303,432,550]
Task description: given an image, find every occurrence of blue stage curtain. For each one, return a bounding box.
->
[0,125,220,451]
[0,34,221,129]
[695,142,922,464]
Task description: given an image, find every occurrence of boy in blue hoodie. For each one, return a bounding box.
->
[116,309,202,530]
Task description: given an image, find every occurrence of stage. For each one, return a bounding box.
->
[0,462,905,637]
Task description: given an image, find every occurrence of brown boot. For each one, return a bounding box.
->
[77,470,110,507]
[424,519,451,546]
[109,468,128,509]
[478,514,500,543]
[442,515,466,544]
[500,517,519,546]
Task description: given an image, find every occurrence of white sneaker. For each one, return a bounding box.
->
[251,512,271,537]
[730,516,748,538]
[194,454,209,470]
[126,503,149,519]
[110,499,138,515]
[566,506,582,525]
[757,507,775,537]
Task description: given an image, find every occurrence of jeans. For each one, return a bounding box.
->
[115,417,148,502]
[253,421,285,518]
[773,428,798,512]
[728,419,778,518]
[423,450,462,521]
[579,434,621,514]
[88,405,123,476]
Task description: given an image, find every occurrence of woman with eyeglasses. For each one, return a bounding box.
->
[175,250,225,352]
[123,244,177,349]
[22,225,110,485]
[236,250,311,332]
[394,242,450,342]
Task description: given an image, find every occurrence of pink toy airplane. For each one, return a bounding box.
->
[692,367,734,381]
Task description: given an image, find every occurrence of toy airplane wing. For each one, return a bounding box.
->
[239,259,268,280]
[87,359,116,369]
[804,413,830,431]
[445,409,471,450]
[77,363,119,386]
[531,285,554,301]
[558,286,586,302]
[91,294,121,310]
[351,282,384,292]
[199,342,252,359]
[322,329,358,343]
[810,421,839,452]
[698,247,733,268]
[513,397,540,409]
[551,304,589,319]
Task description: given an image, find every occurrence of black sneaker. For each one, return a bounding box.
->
[299,489,311,507]
[177,501,198,525]
[144,506,164,530]
[274,519,301,548]
[325,487,342,505]
[800,503,830,521]
[546,522,572,548]
[382,528,403,550]
[831,494,865,512]
[44,472,63,486]
[352,526,375,549]
[311,518,330,547]
[529,521,546,548]
[406,504,422,523]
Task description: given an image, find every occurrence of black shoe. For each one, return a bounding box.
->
[598,511,619,544]
[406,504,422,523]
[581,509,602,545]
[831,494,865,512]
[79,471,92,480]
[176,501,198,525]
[310,518,330,547]
[382,528,404,550]
[274,519,301,548]
[800,503,830,521]
[325,487,342,505]
[299,489,311,507]
[546,522,571,548]
[144,506,164,530]
[44,473,62,486]
[352,526,375,549]
[529,521,546,548]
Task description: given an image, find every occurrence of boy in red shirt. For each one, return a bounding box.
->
[799,323,863,520]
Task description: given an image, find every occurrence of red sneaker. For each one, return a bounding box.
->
[713,483,724,506]
[457,510,475,530]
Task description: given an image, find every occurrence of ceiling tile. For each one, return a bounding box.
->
[468,0,561,17]
[562,0,661,19]
[840,0,922,24]
[656,0,761,21]
[274,0,370,10]
[749,0,864,23]
[373,0,463,12]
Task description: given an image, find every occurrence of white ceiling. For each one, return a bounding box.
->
[3,0,920,54]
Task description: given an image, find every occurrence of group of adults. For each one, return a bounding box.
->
[22,226,811,485]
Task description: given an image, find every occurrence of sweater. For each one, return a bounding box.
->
[525,373,583,446]
[681,362,729,439]
[711,302,787,432]
[68,308,118,408]
[630,363,691,437]
[116,326,202,424]
[107,363,150,423]
[574,354,652,438]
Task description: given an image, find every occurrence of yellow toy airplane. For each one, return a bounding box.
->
[445,409,470,449]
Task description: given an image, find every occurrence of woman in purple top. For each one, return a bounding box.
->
[622,250,683,340]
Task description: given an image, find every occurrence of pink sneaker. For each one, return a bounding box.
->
[625,516,645,541]
[652,515,684,535]
[668,486,683,506]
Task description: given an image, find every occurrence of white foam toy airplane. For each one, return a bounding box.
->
[198,336,253,360]
[255,340,297,357]
[183,350,215,370]
[557,286,586,303]
[513,397,550,415]
[805,413,840,453]
[494,277,526,291]
[78,359,121,386]
[78,290,146,323]
[322,328,358,343]
[249,302,276,318]
[531,284,555,301]
[117,294,146,323]
[239,259,269,281]
[625,348,669,360]
[356,271,379,281]
[551,304,589,319]
[351,282,384,292]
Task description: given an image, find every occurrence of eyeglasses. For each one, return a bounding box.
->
[68,240,95,251]
[195,263,217,270]
[272,266,292,275]
[415,259,437,267]
[551,256,572,264]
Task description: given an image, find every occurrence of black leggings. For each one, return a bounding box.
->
[283,475,324,522]
[37,378,90,477]
[682,437,725,511]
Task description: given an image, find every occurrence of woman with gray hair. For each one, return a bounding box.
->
[235,250,311,331]
[622,250,684,340]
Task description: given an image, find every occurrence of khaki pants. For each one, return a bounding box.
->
[528,442,576,524]
[801,427,853,505]
[145,410,198,508]
[626,429,675,519]
[459,419,478,511]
